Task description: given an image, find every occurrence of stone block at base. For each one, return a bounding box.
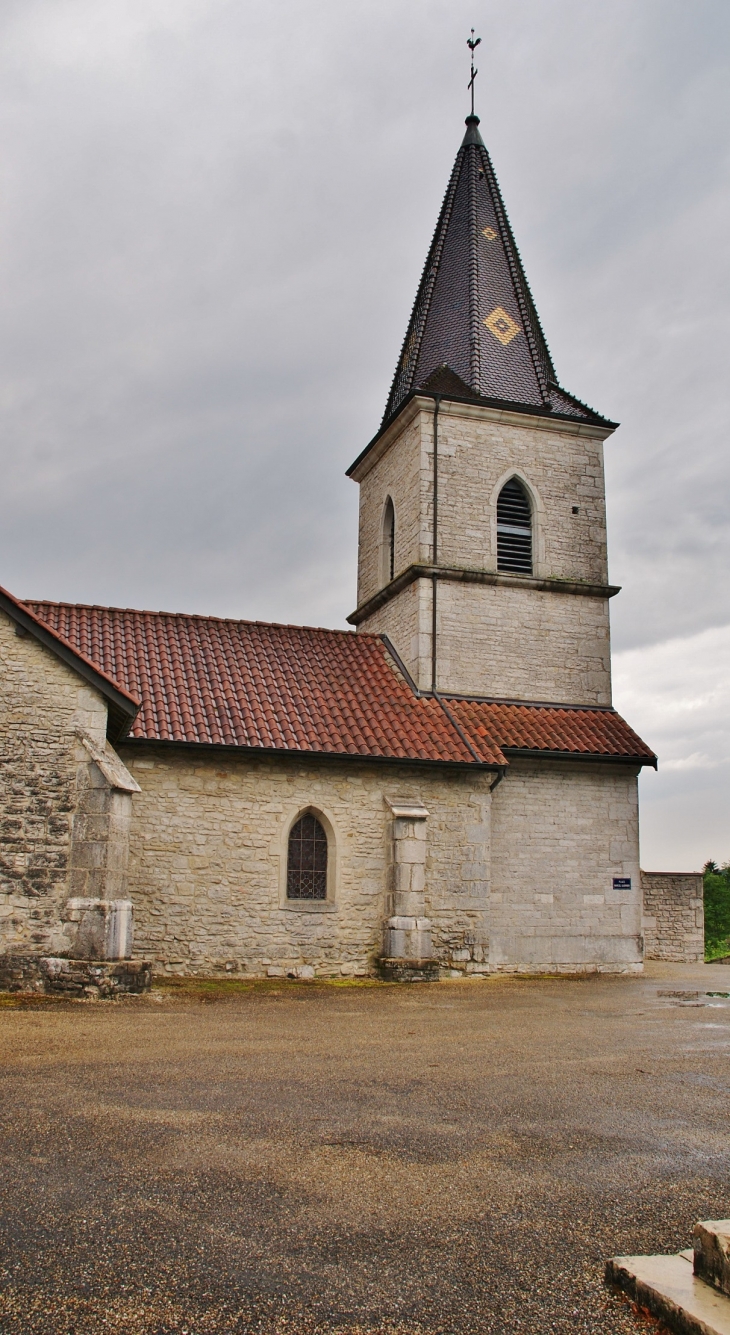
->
[0,954,46,993]
[606,1251,730,1335]
[0,954,152,997]
[378,957,440,982]
[694,1221,730,1298]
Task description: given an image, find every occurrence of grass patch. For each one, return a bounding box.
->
[150,973,393,1001]
[0,991,86,1010]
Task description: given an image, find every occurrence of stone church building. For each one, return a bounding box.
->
[0,111,661,982]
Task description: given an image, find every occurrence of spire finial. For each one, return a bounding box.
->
[467,29,481,118]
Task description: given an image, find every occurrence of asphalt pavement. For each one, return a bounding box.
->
[1,960,729,1334]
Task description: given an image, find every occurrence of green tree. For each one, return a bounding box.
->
[704,860,730,960]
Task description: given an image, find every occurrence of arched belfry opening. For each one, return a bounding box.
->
[496,477,532,574]
[380,497,395,587]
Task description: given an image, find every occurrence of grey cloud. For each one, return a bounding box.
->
[0,0,727,644]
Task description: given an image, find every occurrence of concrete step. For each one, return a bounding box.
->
[606,1250,730,1335]
[694,1221,730,1297]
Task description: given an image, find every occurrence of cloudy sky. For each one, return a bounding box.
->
[0,0,727,870]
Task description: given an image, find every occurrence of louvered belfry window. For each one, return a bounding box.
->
[497,478,532,574]
[287,813,328,899]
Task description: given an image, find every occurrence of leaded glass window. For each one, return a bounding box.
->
[287,813,328,900]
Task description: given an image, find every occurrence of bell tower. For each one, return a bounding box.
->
[347,112,619,708]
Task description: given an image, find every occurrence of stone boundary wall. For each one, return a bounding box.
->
[641,871,704,962]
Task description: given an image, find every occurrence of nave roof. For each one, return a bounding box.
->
[17,596,655,770]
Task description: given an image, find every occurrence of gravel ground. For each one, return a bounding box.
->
[0,960,729,1335]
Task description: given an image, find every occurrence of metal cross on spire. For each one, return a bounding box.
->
[467,29,481,116]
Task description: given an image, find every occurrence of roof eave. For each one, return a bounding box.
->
[502,747,657,770]
[347,387,618,481]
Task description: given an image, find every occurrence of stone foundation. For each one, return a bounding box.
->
[0,954,152,996]
[378,957,440,982]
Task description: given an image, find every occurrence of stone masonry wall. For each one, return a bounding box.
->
[119,744,494,976]
[119,744,642,977]
[426,401,610,585]
[354,402,611,603]
[490,759,642,972]
[435,581,611,703]
[68,762,136,906]
[361,576,611,703]
[641,871,704,962]
[361,579,427,692]
[356,407,424,608]
[0,609,110,956]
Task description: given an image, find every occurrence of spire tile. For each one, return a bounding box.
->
[382,115,614,430]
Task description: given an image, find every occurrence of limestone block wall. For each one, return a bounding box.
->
[356,406,425,606]
[641,871,704,962]
[361,577,611,703]
[382,801,432,961]
[426,402,610,584]
[119,744,495,976]
[69,768,135,904]
[361,579,427,691]
[490,759,642,973]
[354,401,612,607]
[0,610,110,956]
[435,581,612,703]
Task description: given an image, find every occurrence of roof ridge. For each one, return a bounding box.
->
[382,142,466,425]
[3,587,139,707]
[26,600,375,638]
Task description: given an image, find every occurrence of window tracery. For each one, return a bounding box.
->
[287,812,328,900]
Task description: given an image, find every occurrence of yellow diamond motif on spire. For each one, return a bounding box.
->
[482,226,497,241]
[484,306,520,346]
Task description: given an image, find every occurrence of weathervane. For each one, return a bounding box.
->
[467,29,481,117]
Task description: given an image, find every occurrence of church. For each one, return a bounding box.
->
[0,107,659,983]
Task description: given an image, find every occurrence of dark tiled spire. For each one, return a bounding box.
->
[382,115,612,428]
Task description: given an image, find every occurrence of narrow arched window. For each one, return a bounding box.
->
[497,478,532,574]
[287,812,328,900]
[381,497,395,586]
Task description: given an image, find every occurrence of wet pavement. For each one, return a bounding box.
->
[1,960,729,1334]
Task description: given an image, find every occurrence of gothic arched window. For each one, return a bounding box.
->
[287,812,328,900]
[381,497,395,587]
[497,477,532,574]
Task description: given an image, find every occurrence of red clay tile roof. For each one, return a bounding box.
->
[23,600,654,768]
[24,602,502,765]
[449,698,656,765]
